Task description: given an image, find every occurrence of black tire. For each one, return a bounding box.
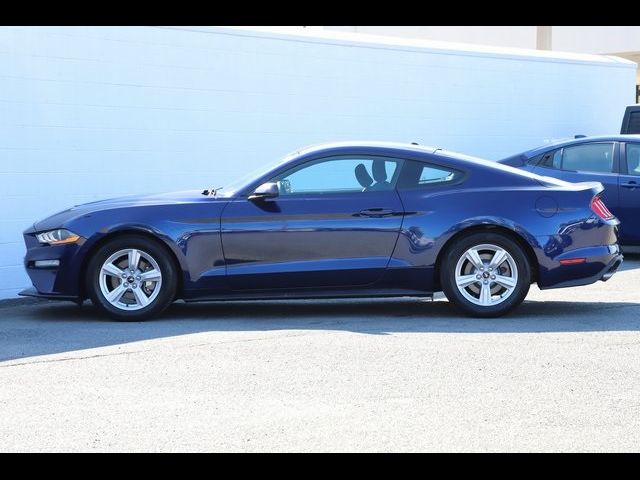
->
[86,235,178,321]
[440,232,531,318]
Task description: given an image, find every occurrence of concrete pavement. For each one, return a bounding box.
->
[1,256,639,452]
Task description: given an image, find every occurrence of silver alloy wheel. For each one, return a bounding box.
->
[98,248,163,311]
[454,243,518,307]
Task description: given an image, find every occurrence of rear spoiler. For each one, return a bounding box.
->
[557,181,604,195]
[541,180,604,199]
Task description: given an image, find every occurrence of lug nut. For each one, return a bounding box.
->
[483,280,488,285]
[491,275,496,279]
[132,283,137,288]
[136,276,141,280]
[476,274,481,279]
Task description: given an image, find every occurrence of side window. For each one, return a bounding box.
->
[397,160,462,189]
[538,150,562,169]
[561,143,614,173]
[626,143,640,176]
[271,156,402,195]
[419,165,457,184]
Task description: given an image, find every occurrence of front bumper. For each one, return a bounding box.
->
[19,286,80,302]
[22,230,85,301]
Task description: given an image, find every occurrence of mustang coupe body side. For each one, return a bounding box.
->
[21,142,622,319]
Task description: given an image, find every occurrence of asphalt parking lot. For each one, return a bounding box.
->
[1,256,639,452]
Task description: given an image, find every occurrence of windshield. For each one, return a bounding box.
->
[215,152,298,197]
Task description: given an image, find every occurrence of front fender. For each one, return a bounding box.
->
[64,202,228,297]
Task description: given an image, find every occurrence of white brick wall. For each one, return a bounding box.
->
[0,26,635,299]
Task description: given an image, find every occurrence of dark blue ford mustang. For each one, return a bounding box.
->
[21,141,623,320]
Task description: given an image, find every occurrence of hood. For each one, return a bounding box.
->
[32,190,221,232]
[74,190,207,209]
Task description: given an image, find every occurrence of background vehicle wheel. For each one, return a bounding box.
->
[440,232,531,317]
[86,235,177,320]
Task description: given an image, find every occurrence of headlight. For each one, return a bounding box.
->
[36,229,81,245]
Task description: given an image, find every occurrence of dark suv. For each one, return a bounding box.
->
[621,105,640,134]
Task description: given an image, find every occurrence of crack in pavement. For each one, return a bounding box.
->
[0,348,149,368]
[0,332,316,368]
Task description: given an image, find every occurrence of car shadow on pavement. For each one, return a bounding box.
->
[1,297,639,363]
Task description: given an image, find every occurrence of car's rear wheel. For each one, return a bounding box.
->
[86,235,177,320]
[440,232,531,317]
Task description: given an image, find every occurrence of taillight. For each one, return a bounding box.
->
[590,196,614,220]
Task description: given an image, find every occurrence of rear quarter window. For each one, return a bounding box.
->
[398,160,464,189]
[537,150,562,169]
[419,166,457,184]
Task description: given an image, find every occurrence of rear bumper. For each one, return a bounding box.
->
[538,244,623,289]
[600,256,623,281]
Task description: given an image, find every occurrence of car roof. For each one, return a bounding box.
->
[285,141,440,159]
[520,134,640,158]
[286,141,550,184]
[290,140,540,170]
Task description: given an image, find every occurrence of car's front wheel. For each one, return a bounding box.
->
[440,232,531,317]
[86,235,177,320]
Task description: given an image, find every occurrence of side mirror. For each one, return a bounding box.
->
[248,182,279,201]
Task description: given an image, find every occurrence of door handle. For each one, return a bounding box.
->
[358,208,395,217]
[621,182,638,189]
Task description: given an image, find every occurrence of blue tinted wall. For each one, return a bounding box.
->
[0,26,635,298]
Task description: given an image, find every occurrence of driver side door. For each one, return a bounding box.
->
[220,155,405,291]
